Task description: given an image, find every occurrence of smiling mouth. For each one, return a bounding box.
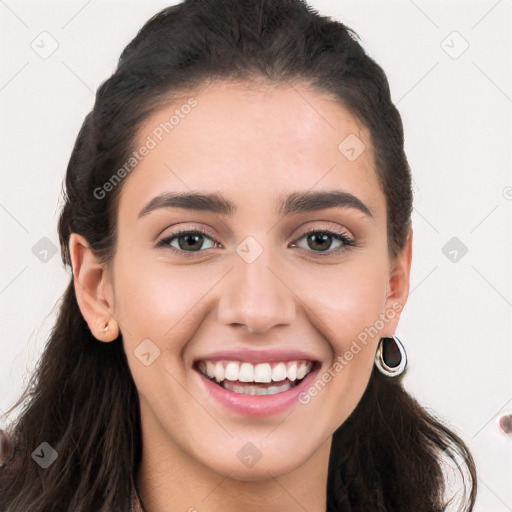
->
[194,359,320,396]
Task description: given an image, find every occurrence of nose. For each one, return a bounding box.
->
[217,246,296,334]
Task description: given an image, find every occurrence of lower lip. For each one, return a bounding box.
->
[195,366,320,417]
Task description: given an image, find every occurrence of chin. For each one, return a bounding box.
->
[197,437,321,482]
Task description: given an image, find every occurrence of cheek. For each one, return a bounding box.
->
[113,258,215,410]
[293,256,388,425]
[297,256,388,350]
[114,252,214,338]
[112,256,221,397]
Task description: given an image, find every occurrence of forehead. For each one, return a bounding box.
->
[118,80,384,224]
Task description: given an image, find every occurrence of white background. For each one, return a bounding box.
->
[1,1,511,510]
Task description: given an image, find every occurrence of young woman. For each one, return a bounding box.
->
[0,0,477,510]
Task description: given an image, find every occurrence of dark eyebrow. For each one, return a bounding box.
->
[278,190,373,218]
[137,190,373,219]
[138,192,236,219]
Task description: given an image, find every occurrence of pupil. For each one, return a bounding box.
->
[309,233,331,251]
[179,234,202,251]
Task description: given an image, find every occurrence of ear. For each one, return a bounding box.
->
[68,233,119,342]
[381,226,413,337]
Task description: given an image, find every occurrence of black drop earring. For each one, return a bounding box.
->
[374,335,407,377]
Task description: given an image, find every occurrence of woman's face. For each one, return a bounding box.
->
[74,80,411,481]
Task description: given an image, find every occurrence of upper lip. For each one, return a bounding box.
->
[193,348,320,365]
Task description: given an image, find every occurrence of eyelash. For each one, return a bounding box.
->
[156,228,356,257]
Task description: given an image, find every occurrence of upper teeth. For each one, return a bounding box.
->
[198,360,313,383]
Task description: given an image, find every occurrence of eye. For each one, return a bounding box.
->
[156,228,355,256]
[290,229,355,255]
[156,229,218,254]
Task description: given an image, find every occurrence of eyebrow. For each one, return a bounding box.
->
[137,190,373,219]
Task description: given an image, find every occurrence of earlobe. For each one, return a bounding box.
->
[68,233,119,342]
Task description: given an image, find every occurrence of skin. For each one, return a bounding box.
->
[69,80,412,512]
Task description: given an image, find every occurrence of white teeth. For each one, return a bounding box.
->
[222,380,292,395]
[238,362,254,382]
[213,361,225,382]
[286,363,297,381]
[224,361,239,381]
[271,362,287,382]
[296,361,309,380]
[199,359,314,384]
[206,360,216,377]
[254,363,272,383]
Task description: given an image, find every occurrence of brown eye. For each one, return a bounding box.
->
[292,230,355,254]
[176,233,206,251]
[306,233,334,252]
[158,230,216,253]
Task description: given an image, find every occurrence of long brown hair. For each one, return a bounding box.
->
[0,1,477,510]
